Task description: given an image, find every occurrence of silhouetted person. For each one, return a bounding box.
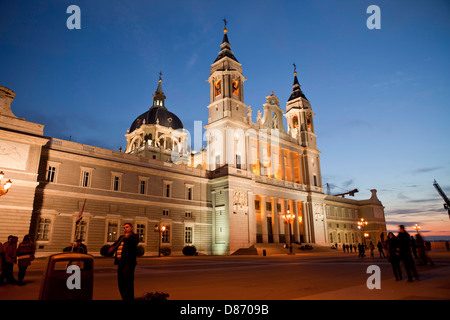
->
[73,239,87,254]
[410,236,418,259]
[369,241,375,258]
[0,236,18,284]
[397,225,419,282]
[377,240,385,258]
[415,233,434,266]
[108,223,140,300]
[17,235,35,286]
[386,232,402,280]
[358,243,365,258]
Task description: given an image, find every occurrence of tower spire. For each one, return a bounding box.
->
[288,62,307,101]
[152,71,166,109]
[214,19,238,63]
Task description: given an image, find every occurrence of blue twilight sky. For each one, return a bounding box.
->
[1,0,449,239]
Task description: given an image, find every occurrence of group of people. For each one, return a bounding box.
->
[338,225,436,282]
[386,225,435,282]
[338,242,381,258]
[0,234,35,286]
[0,224,139,300]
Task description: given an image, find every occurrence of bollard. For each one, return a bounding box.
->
[38,253,94,300]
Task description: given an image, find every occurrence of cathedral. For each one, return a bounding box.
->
[0,25,387,256]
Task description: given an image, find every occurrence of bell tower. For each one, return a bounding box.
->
[204,21,251,172]
[284,64,323,190]
[207,21,247,124]
[285,64,317,150]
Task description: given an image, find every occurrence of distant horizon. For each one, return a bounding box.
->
[1,1,449,238]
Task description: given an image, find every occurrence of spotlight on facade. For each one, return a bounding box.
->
[0,171,12,196]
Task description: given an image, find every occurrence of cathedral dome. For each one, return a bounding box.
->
[129,75,184,133]
[130,106,183,132]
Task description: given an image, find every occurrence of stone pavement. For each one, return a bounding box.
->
[0,249,449,300]
[299,264,450,300]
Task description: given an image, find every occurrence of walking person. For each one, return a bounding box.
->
[0,236,18,285]
[17,235,35,286]
[377,240,386,258]
[410,236,418,259]
[108,223,140,300]
[369,241,375,258]
[397,225,419,282]
[415,233,434,266]
[386,232,402,280]
[358,243,365,258]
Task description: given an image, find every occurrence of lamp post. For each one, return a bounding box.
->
[357,218,368,247]
[414,224,421,234]
[154,223,166,257]
[281,210,295,254]
[0,171,12,197]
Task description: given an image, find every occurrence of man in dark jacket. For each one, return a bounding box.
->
[397,225,419,282]
[108,223,140,300]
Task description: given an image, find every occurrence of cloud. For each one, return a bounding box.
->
[185,52,198,72]
[397,192,410,200]
[370,72,416,90]
[412,166,443,174]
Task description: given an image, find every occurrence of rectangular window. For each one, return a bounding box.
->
[162,225,170,244]
[74,220,87,242]
[236,154,241,169]
[80,167,93,188]
[185,211,192,218]
[163,181,173,198]
[113,176,120,191]
[136,223,145,243]
[266,201,272,212]
[215,154,221,168]
[185,185,193,200]
[82,171,90,187]
[46,166,56,182]
[111,172,123,191]
[140,180,146,195]
[163,209,169,216]
[255,200,260,211]
[313,175,318,187]
[185,226,193,244]
[37,218,51,241]
[107,222,118,242]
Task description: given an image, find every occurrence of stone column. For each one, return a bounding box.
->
[293,201,300,243]
[273,197,279,243]
[247,191,256,244]
[302,202,311,243]
[260,195,268,243]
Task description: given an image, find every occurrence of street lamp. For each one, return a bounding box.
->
[154,223,166,257]
[0,171,12,197]
[357,218,368,247]
[281,210,295,254]
[414,224,421,233]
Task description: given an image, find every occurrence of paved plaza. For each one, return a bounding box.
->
[1,248,449,301]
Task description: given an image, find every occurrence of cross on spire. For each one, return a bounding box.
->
[293,63,297,75]
[158,71,163,82]
[223,18,228,29]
